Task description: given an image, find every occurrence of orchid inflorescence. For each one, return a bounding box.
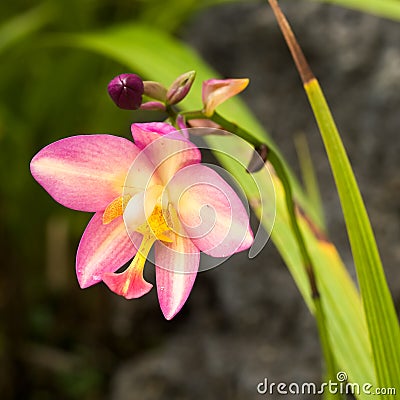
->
[31,71,253,319]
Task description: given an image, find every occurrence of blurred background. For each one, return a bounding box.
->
[1,0,399,399]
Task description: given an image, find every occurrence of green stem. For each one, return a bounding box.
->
[182,110,262,146]
[211,112,264,147]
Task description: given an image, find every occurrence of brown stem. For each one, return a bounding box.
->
[268,0,314,84]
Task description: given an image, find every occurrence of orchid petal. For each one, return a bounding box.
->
[202,78,249,117]
[168,164,253,257]
[131,122,179,149]
[31,135,141,212]
[76,212,139,288]
[236,224,254,252]
[102,235,154,299]
[130,123,201,185]
[102,262,153,299]
[155,235,200,320]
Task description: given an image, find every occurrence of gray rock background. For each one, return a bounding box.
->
[110,1,400,399]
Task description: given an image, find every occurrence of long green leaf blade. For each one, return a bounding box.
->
[305,78,400,397]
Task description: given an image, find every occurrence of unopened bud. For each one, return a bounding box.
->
[140,101,166,111]
[107,73,144,110]
[166,71,196,105]
[143,81,167,101]
[202,78,249,117]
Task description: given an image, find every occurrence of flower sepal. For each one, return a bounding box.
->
[143,81,167,102]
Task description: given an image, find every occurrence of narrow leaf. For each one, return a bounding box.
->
[306,79,400,396]
[312,0,400,22]
[294,133,325,229]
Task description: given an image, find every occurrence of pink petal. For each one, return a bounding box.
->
[131,123,201,185]
[123,152,162,198]
[155,235,200,320]
[102,263,153,299]
[31,135,140,212]
[131,122,179,149]
[236,224,254,252]
[168,164,253,257]
[76,212,139,288]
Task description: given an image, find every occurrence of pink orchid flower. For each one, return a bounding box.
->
[30,122,253,319]
[202,78,249,117]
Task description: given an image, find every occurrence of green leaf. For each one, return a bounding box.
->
[53,23,376,395]
[305,78,400,398]
[138,0,250,33]
[0,2,55,54]
[294,133,325,229]
[312,0,400,21]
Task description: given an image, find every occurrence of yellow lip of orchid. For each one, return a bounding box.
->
[101,201,174,299]
[101,183,175,300]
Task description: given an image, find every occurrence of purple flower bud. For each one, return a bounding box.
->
[107,73,144,110]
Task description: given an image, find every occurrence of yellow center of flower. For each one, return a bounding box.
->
[116,203,173,297]
[138,204,173,243]
[102,190,174,298]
